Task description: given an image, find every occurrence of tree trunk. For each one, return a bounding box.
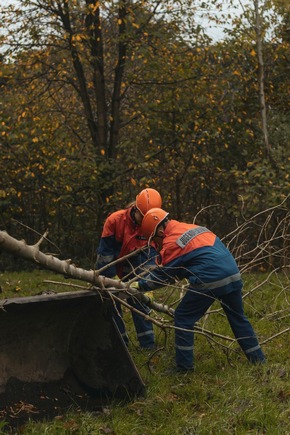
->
[0,230,174,317]
[254,0,270,154]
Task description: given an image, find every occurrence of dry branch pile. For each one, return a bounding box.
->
[0,198,289,354]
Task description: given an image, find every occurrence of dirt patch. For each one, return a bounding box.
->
[0,373,110,433]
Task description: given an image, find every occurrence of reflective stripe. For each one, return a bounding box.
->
[176,227,210,248]
[175,344,194,351]
[245,345,261,354]
[137,331,154,338]
[192,273,241,290]
[97,254,115,263]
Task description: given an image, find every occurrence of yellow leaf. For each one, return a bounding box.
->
[101,149,105,155]
[130,178,137,186]
[250,49,256,56]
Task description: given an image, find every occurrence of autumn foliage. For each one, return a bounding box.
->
[0,0,289,266]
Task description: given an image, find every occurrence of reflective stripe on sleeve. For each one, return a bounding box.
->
[97,254,115,263]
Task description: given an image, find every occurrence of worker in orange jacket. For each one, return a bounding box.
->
[134,208,266,371]
[96,188,161,349]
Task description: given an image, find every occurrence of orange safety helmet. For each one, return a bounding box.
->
[135,188,162,216]
[141,208,169,239]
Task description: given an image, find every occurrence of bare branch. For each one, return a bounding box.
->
[0,196,289,355]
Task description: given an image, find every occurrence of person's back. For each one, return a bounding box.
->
[137,208,266,370]
[159,220,240,290]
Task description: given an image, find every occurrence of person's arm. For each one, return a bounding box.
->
[138,260,178,291]
[96,235,120,278]
[95,216,122,278]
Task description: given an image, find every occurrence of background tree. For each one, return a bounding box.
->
[0,0,289,268]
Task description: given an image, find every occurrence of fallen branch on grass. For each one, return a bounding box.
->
[0,230,173,316]
[1,195,289,356]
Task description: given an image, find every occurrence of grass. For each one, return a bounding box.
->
[0,270,290,434]
[0,269,86,297]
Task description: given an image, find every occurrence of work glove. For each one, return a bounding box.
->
[144,291,154,304]
[130,281,140,290]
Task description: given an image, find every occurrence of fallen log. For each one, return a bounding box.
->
[0,230,174,316]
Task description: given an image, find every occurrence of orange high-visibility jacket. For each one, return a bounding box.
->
[139,220,240,292]
[96,207,157,279]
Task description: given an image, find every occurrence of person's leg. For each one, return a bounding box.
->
[220,289,266,363]
[129,298,155,349]
[113,300,129,346]
[174,288,215,370]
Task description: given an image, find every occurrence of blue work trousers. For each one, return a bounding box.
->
[174,280,265,370]
[114,298,155,349]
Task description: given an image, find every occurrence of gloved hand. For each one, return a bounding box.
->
[130,281,140,290]
[144,291,154,304]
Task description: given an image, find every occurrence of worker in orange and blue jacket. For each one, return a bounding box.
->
[95,189,162,349]
[132,208,266,371]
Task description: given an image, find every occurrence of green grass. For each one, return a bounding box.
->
[0,270,290,434]
[0,269,89,298]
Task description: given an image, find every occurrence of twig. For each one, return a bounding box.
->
[260,328,290,345]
